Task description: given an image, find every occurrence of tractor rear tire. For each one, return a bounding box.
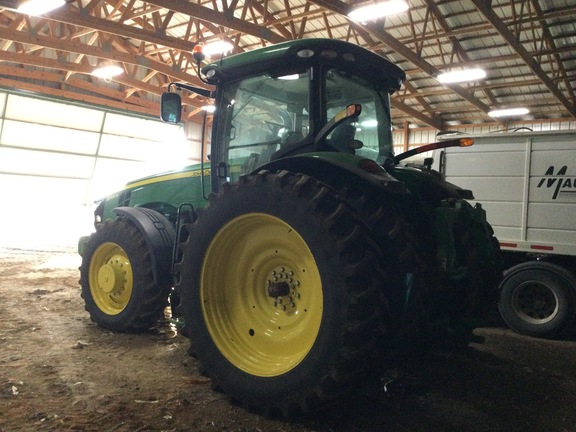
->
[175,170,387,415]
[498,261,576,338]
[79,217,171,332]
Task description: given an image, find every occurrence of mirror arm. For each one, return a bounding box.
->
[168,82,213,98]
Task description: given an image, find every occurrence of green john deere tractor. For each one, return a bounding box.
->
[78,38,502,415]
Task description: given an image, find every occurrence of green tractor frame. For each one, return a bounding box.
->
[78,39,503,416]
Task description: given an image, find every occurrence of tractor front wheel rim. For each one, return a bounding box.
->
[89,243,134,315]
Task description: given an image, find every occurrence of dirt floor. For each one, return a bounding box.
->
[1,247,575,432]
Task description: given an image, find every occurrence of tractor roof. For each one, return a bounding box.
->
[202,38,405,93]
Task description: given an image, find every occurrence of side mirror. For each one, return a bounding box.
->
[160,92,182,123]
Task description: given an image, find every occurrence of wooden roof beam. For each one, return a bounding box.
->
[309,0,492,129]
[471,0,576,118]
[44,3,197,53]
[145,0,287,44]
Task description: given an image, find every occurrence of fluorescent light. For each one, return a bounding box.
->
[278,74,300,80]
[348,0,409,22]
[18,0,65,15]
[361,119,378,128]
[202,105,216,113]
[91,65,123,79]
[203,41,234,57]
[437,68,487,84]
[488,108,530,118]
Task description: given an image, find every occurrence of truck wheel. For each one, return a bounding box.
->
[175,170,386,415]
[79,217,171,332]
[498,262,576,338]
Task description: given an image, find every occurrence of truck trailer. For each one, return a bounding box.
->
[433,130,576,337]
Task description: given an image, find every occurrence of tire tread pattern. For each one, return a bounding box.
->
[174,170,390,416]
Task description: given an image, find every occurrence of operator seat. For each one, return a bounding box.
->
[281,130,304,146]
[329,121,356,154]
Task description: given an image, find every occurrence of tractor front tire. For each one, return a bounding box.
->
[79,217,171,332]
[175,170,386,415]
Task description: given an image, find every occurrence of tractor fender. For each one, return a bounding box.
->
[113,206,175,287]
[259,155,410,195]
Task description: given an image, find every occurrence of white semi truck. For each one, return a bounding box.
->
[432,130,576,338]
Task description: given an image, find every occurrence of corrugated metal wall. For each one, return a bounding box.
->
[392,120,576,155]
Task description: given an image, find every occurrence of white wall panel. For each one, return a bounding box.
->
[0,174,94,251]
[0,93,6,116]
[5,94,104,131]
[0,147,94,178]
[97,133,159,161]
[0,174,89,206]
[103,112,182,141]
[88,157,161,201]
[183,122,205,163]
[0,92,198,249]
[399,121,575,147]
[97,133,189,168]
[1,120,100,154]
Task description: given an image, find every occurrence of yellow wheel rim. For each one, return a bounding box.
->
[201,213,323,377]
[88,242,134,315]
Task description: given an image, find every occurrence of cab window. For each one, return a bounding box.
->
[324,69,393,162]
[220,71,310,180]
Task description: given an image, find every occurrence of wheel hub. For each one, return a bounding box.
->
[97,265,116,293]
[97,257,127,295]
[267,281,290,297]
[266,266,301,312]
[515,282,558,322]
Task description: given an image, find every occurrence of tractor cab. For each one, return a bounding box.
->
[161,39,406,191]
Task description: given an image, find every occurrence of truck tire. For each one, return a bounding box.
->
[498,261,576,338]
[79,217,171,332]
[175,170,387,415]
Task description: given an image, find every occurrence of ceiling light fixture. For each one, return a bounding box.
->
[488,108,530,118]
[202,41,234,57]
[348,0,409,23]
[91,64,123,81]
[277,74,300,80]
[18,0,65,15]
[437,68,487,84]
[361,119,378,128]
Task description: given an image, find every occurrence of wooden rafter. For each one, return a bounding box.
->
[0,0,572,126]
